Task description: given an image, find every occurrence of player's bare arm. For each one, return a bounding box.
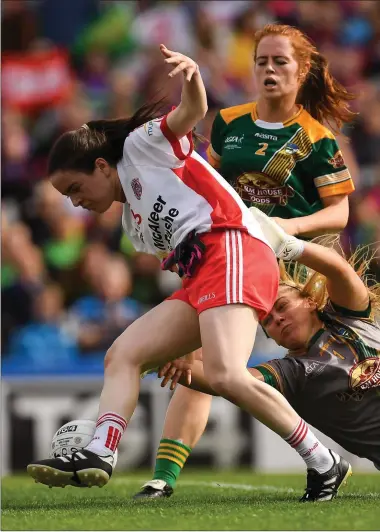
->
[251,206,369,312]
[160,44,208,138]
[273,194,349,238]
[295,241,369,312]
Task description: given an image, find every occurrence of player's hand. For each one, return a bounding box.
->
[160,44,199,82]
[249,207,304,261]
[158,357,193,390]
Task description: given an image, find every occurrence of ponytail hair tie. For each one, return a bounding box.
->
[81,123,90,131]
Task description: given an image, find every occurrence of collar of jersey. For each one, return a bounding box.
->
[251,102,304,129]
[307,327,326,349]
[286,324,325,358]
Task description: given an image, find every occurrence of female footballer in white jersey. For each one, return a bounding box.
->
[27,45,345,492]
[134,23,360,503]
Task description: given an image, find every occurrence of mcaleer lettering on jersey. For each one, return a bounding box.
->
[147,195,180,251]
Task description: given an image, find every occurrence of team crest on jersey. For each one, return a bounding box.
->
[349,357,380,391]
[131,178,142,200]
[328,150,345,169]
[283,142,299,155]
[235,171,295,211]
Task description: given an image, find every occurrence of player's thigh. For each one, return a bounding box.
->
[109,299,201,369]
[200,303,259,379]
[193,232,276,381]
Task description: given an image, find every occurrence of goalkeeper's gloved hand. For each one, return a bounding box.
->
[249,207,305,262]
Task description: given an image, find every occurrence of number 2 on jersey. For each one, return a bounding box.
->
[255,142,268,156]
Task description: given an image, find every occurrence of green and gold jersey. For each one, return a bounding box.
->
[207,102,355,218]
[256,302,380,468]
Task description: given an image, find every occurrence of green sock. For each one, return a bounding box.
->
[153,438,192,488]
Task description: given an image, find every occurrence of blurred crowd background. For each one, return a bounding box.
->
[2,0,380,375]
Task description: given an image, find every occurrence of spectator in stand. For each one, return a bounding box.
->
[2,109,32,194]
[2,0,38,52]
[69,254,142,354]
[32,182,87,303]
[225,5,268,100]
[350,82,380,169]
[2,210,46,348]
[6,282,78,369]
[31,90,94,172]
[351,185,380,249]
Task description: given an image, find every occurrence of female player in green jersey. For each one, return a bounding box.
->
[137,210,380,502]
[134,23,360,500]
[207,23,356,238]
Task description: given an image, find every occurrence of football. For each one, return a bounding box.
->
[50,419,118,466]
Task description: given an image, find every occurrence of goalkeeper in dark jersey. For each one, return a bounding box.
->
[135,211,379,502]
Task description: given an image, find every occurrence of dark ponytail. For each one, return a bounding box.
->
[47,99,166,176]
[296,52,357,134]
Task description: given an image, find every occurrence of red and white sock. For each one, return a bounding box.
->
[85,412,127,457]
[284,419,334,473]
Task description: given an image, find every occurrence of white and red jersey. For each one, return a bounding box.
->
[117,114,271,258]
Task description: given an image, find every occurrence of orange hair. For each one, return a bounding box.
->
[253,24,357,134]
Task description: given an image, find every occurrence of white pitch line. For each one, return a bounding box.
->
[180,481,294,494]
[113,478,294,493]
[110,478,380,498]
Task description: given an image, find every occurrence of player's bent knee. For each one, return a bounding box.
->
[206,371,240,400]
[104,343,121,372]
[104,338,142,372]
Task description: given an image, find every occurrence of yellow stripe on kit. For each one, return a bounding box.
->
[159,443,190,459]
[156,454,185,468]
[317,179,355,199]
[220,102,255,125]
[206,145,221,168]
[158,448,188,464]
[314,168,351,188]
[259,363,284,394]
[295,111,335,143]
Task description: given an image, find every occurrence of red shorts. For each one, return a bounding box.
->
[167,230,279,320]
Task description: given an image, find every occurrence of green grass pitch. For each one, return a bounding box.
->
[2,470,379,530]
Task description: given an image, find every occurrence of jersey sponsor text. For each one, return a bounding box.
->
[147,195,180,251]
[254,132,278,141]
